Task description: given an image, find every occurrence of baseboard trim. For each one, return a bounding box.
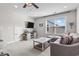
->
[7,40,19,44]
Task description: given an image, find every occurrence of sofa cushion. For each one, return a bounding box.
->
[54,38,61,44]
[70,33,79,44]
[72,37,79,44]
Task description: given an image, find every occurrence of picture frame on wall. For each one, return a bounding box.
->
[39,23,43,27]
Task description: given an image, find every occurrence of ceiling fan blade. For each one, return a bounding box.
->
[23,3,27,8]
[31,3,39,9]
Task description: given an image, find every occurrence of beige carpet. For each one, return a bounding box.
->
[1,40,50,56]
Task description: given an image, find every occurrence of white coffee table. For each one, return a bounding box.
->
[33,37,51,51]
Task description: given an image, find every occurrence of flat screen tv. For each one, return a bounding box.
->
[27,22,34,28]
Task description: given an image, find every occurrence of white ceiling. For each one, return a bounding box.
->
[0,3,79,18]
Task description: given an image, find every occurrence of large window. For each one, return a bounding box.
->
[47,17,66,34]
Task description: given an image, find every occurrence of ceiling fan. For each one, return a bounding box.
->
[23,3,39,9]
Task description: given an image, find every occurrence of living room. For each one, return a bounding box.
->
[0,3,79,56]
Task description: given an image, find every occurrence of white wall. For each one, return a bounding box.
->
[35,10,76,37]
[77,7,79,33]
[0,8,34,44]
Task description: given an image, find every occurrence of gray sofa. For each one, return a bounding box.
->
[50,42,79,56]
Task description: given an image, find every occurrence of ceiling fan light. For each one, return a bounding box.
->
[26,3,32,7]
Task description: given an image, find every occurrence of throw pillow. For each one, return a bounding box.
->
[60,36,73,45]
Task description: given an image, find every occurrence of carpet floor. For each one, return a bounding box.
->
[0,40,50,56]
